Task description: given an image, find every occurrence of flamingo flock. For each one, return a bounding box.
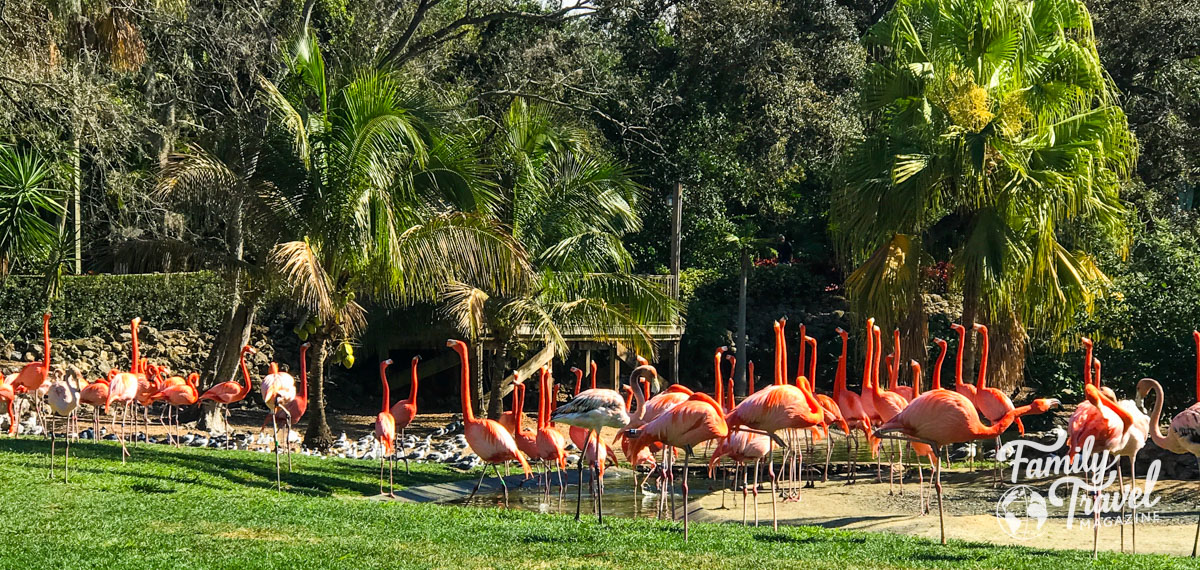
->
[11,312,1200,557]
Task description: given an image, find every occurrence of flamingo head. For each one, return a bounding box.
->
[636,355,649,366]
[132,317,141,327]
[935,338,947,349]
[412,355,421,364]
[242,345,256,355]
[1081,337,1093,348]
[836,327,848,339]
[973,323,987,333]
[569,366,581,374]
[1028,398,1061,414]
[1136,378,1159,399]
[950,323,964,333]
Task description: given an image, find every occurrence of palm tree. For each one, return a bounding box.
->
[444,98,680,418]
[258,34,529,447]
[833,0,1136,390]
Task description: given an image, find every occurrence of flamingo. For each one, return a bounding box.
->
[261,360,297,489]
[0,372,16,435]
[865,322,909,494]
[12,312,52,431]
[106,318,146,462]
[1096,358,1149,554]
[906,360,938,514]
[512,374,539,465]
[1138,365,1200,557]
[1068,379,1140,556]
[833,327,872,484]
[888,329,913,402]
[498,369,524,436]
[80,372,112,438]
[262,343,311,443]
[876,389,1060,544]
[550,358,629,523]
[971,324,1022,485]
[198,345,256,428]
[375,359,397,498]
[804,335,849,482]
[627,391,728,540]
[46,367,82,481]
[152,373,198,448]
[725,320,824,530]
[389,355,420,473]
[448,340,531,506]
[533,367,568,497]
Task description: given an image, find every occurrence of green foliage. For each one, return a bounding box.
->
[0,146,66,276]
[0,272,230,339]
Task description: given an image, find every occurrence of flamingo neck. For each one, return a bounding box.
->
[748,361,756,394]
[131,321,140,375]
[41,314,50,382]
[510,380,521,424]
[238,348,252,397]
[573,369,582,396]
[380,362,391,412]
[713,350,724,411]
[911,363,922,397]
[954,327,965,388]
[454,343,474,422]
[933,343,947,390]
[806,337,816,385]
[976,327,989,390]
[861,324,874,396]
[773,321,783,386]
[1092,385,1134,432]
[538,373,547,430]
[726,374,734,410]
[891,329,901,385]
[1085,341,1095,388]
[1145,381,1175,451]
[409,358,419,402]
[589,361,597,390]
[632,378,648,421]
[834,335,848,397]
[546,373,556,428]
[872,328,884,397]
[795,324,806,384]
[780,321,789,386]
[885,354,896,391]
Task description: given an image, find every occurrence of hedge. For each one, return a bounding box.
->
[0,272,232,340]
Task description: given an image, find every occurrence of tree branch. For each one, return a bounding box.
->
[380,1,594,68]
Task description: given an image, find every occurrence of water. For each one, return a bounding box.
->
[448,468,671,519]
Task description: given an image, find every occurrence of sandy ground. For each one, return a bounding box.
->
[688,462,1200,557]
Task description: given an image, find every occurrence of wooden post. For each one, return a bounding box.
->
[609,346,620,389]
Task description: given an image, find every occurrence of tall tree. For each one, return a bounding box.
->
[834,0,1136,390]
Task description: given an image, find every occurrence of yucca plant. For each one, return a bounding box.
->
[0,146,65,278]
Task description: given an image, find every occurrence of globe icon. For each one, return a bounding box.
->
[995,485,1048,540]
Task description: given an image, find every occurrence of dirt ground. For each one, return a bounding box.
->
[688,461,1200,557]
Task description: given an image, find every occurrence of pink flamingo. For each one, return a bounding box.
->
[152,373,198,448]
[550,358,629,523]
[888,329,913,401]
[627,391,728,540]
[1068,381,1135,556]
[833,327,873,483]
[876,389,1060,543]
[106,318,146,462]
[390,355,420,473]
[375,359,397,498]
[1138,348,1200,557]
[448,340,531,506]
[805,335,849,482]
[865,323,909,494]
[971,324,1022,486]
[46,368,81,481]
[534,367,568,497]
[725,319,824,530]
[12,313,52,431]
[261,360,297,489]
[0,375,16,435]
[262,343,311,444]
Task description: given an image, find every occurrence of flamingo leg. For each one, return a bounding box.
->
[823,432,833,483]
[49,416,56,478]
[594,430,604,524]
[574,453,584,521]
[994,436,1002,488]
[285,410,293,473]
[1131,452,1138,553]
[934,448,945,545]
[388,454,395,498]
[768,438,778,531]
[682,448,691,541]
[65,413,72,483]
[468,464,488,501]
[273,412,282,491]
[496,463,510,507]
[741,462,748,525]
[1193,460,1200,557]
[753,458,760,526]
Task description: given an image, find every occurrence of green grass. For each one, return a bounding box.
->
[0,438,1190,569]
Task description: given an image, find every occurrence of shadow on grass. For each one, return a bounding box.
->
[0,438,464,497]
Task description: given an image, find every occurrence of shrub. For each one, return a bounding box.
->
[0,272,231,340]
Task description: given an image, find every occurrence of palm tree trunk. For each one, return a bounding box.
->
[734,248,750,397]
[985,306,1027,393]
[303,335,335,449]
[486,345,510,420]
[900,290,928,387]
[960,276,980,384]
[197,295,257,432]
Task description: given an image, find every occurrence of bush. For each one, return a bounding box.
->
[0,272,231,340]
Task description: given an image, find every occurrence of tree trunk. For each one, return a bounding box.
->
[985,306,1027,394]
[472,341,485,418]
[485,345,510,420]
[197,296,256,433]
[900,291,928,388]
[960,276,980,385]
[734,248,750,397]
[303,335,335,449]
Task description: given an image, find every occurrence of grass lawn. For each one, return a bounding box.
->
[0,438,1190,569]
